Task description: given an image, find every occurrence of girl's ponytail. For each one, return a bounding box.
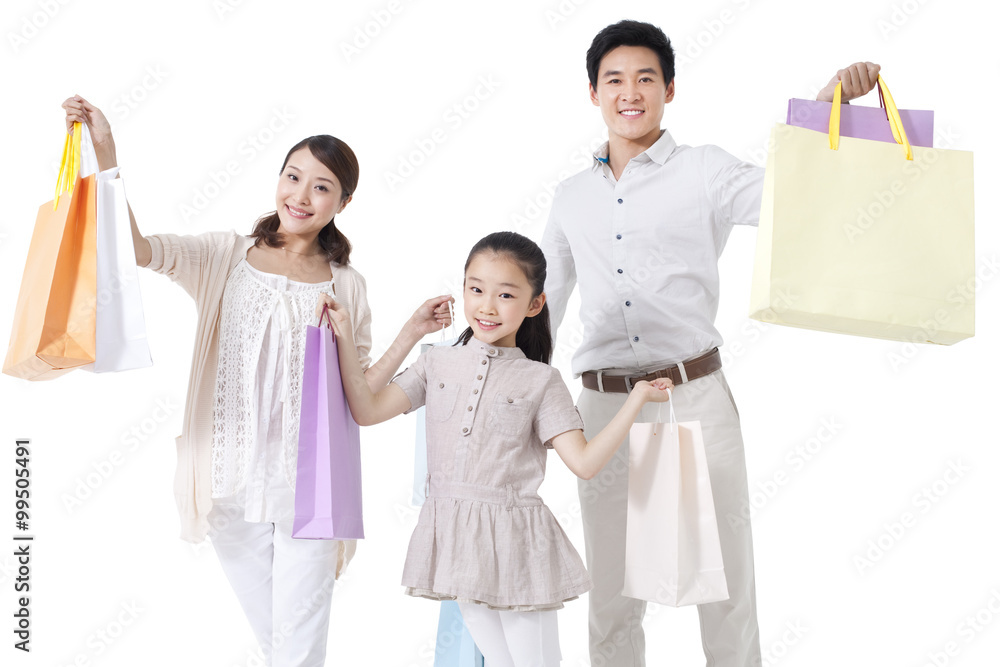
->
[515,303,552,365]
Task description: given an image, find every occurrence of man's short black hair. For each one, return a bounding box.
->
[586,20,675,89]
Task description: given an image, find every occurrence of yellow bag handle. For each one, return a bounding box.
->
[53,122,83,210]
[828,75,912,161]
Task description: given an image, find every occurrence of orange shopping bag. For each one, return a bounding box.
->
[3,123,98,380]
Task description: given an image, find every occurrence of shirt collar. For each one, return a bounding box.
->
[593,128,677,168]
[468,338,526,360]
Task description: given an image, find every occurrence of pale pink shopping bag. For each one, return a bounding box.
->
[293,306,364,539]
[624,392,728,606]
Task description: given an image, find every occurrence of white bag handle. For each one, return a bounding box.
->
[653,387,675,435]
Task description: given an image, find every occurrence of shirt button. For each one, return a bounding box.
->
[462,427,469,433]
[473,389,479,394]
[488,348,496,355]
[617,198,623,204]
[477,375,483,380]
[633,336,639,342]
[507,398,513,403]
[438,383,445,388]
[481,360,487,365]
[626,301,631,307]
[617,269,623,274]
[616,234,622,240]
[467,406,473,411]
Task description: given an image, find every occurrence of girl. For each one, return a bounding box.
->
[326,231,673,666]
[61,96,452,667]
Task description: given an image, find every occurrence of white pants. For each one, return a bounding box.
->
[207,502,348,667]
[577,370,761,667]
[458,602,562,667]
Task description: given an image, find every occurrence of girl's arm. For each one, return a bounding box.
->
[62,95,152,267]
[325,299,415,426]
[550,379,673,480]
[317,293,453,393]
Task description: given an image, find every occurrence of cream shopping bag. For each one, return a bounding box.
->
[624,392,729,606]
[749,76,974,344]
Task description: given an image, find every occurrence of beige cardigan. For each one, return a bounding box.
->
[144,231,372,544]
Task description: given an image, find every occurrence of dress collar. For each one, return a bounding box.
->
[468,338,526,360]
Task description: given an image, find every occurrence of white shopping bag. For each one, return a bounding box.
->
[412,303,457,506]
[623,391,729,606]
[78,123,152,373]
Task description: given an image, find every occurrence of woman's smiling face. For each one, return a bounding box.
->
[274,147,350,238]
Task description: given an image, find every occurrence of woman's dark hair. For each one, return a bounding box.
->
[250,135,359,266]
[586,20,675,90]
[455,231,553,365]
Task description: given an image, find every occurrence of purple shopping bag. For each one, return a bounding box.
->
[787,83,933,147]
[293,306,364,539]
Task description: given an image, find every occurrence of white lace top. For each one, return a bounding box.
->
[211,259,335,521]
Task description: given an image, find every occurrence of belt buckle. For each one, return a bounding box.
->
[624,375,636,393]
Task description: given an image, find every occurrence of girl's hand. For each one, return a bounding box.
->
[61,95,117,169]
[632,377,674,403]
[408,294,455,337]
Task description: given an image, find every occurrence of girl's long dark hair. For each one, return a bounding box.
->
[250,135,359,266]
[456,231,554,365]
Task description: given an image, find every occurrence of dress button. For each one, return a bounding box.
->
[617,269,623,274]
[467,406,473,411]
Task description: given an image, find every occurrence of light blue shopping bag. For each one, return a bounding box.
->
[435,601,485,667]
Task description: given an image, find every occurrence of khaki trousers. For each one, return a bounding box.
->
[577,370,761,667]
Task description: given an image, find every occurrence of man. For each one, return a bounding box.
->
[541,19,879,667]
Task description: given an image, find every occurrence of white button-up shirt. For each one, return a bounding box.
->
[541,129,764,376]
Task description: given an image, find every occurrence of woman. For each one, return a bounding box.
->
[62,95,452,667]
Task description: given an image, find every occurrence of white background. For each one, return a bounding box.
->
[1,0,998,665]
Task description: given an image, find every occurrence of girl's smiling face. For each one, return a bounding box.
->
[464,252,546,349]
[274,147,351,239]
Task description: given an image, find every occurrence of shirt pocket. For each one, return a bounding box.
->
[487,394,532,437]
[426,381,460,421]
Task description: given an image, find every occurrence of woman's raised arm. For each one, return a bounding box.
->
[62,95,152,267]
